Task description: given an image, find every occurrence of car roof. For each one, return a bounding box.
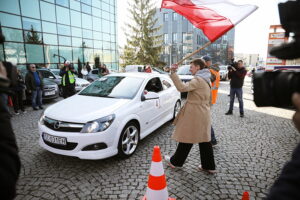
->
[106,72,168,79]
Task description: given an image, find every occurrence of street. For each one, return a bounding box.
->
[13,77,299,200]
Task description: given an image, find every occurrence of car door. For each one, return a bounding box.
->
[137,77,163,131]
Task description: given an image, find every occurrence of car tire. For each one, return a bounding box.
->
[117,122,140,158]
[173,100,181,120]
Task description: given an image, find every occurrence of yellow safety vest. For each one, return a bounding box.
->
[62,71,75,86]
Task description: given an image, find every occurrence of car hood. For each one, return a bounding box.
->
[45,95,130,123]
[177,74,193,80]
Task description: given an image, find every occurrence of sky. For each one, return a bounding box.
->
[117,0,284,59]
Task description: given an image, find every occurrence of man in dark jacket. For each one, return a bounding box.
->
[0,61,21,200]
[25,64,44,110]
[225,60,247,117]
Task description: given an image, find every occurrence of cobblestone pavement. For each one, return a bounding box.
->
[12,77,299,200]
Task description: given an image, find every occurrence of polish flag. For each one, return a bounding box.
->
[161,0,258,42]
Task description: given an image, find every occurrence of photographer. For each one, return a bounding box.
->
[60,62,76,99]
[225,60,247,117]
[0,31,21,200]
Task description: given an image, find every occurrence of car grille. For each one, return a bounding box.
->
[44,117,84,132]
[44,140,78,150]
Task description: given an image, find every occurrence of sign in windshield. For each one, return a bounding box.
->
[79,76,144,99]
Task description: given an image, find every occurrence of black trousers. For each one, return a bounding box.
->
[170,142,216,170]
[12,91,24,112]
[62,85,75,99]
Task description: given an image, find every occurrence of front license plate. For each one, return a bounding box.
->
[45,91,55,96]
[43,133,67,146]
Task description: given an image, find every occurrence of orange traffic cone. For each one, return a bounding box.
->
[142,146,176,200]
[241,191,250,200]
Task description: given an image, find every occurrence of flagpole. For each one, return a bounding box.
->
[176,41,211,65]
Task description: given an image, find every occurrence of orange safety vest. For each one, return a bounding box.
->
[210,69,220,105]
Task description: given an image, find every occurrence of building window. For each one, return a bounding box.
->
[43,33,58,45]
[56,6,71,25]
[42,21,57,34]
[81,3,92,14]
[172,33,177,43]
[72,37,82,47]
[20,0,40,19]
[70,0,80,11]
[0,13,22,29]
[0,0,20,15]
[25,44,44,63]
[172,12,177,21]
[71,27,82,37]
[41,2,56,22]
[70,10,82,27]
[56,0,69,8]
[82,30,93,39]
[2,28,23,42]
[164,34,168,44]
[163,13,168,21]
[44,45,59,63]
[23,18,41,32]
[58,35,71,46]
[82,14,92,30]
[93,17,101,32]
[4,42,26,64]
[57,24,71,36]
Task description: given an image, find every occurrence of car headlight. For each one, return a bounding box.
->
[39,111,45,125]
[80,114,115,133]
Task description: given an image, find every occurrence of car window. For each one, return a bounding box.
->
[79,76,144,99]
[42,70,55,79]
[92,69,98,74]
[51,70,60,76]
[145,77,163,93]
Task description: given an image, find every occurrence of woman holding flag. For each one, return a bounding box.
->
[164,59,216,173]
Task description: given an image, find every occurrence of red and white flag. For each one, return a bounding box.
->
[161,0,258,42]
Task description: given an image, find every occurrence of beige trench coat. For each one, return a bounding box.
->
[170,73,211,144]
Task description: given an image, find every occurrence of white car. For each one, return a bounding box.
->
[219,65,228,81]
[38,73,181,160]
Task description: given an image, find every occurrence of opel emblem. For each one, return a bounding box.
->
[53,121,61,129]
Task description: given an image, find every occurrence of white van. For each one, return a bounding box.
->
[125,65,144,72]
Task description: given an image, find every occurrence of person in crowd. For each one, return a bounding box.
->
[25,64,43,110]
[144,65,152,73]
[202,56,220,146]
[85,62,91,73]
[163,66,170,73]
[0,60,21,200]
[99,64,109,77]
[12,69,26,114]
[266,93,300,199]
[225,60,247,117]
[81,65,88,80]
[60,63,76,98]
[164,58,216,174]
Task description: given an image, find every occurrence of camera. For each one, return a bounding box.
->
[227,59,238,71]
[253,0,300,108]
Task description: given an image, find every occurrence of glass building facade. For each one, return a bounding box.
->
[0,0,118,70]
[157,9,235,66]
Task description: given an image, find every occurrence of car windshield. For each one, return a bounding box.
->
[51,70,60,76]
[177,65,191,75]
[79,76,144,99]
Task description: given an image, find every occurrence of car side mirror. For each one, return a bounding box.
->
[141,91,159,101]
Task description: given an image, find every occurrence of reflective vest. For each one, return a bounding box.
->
[62,71,75,86]
[210,69,220,105]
